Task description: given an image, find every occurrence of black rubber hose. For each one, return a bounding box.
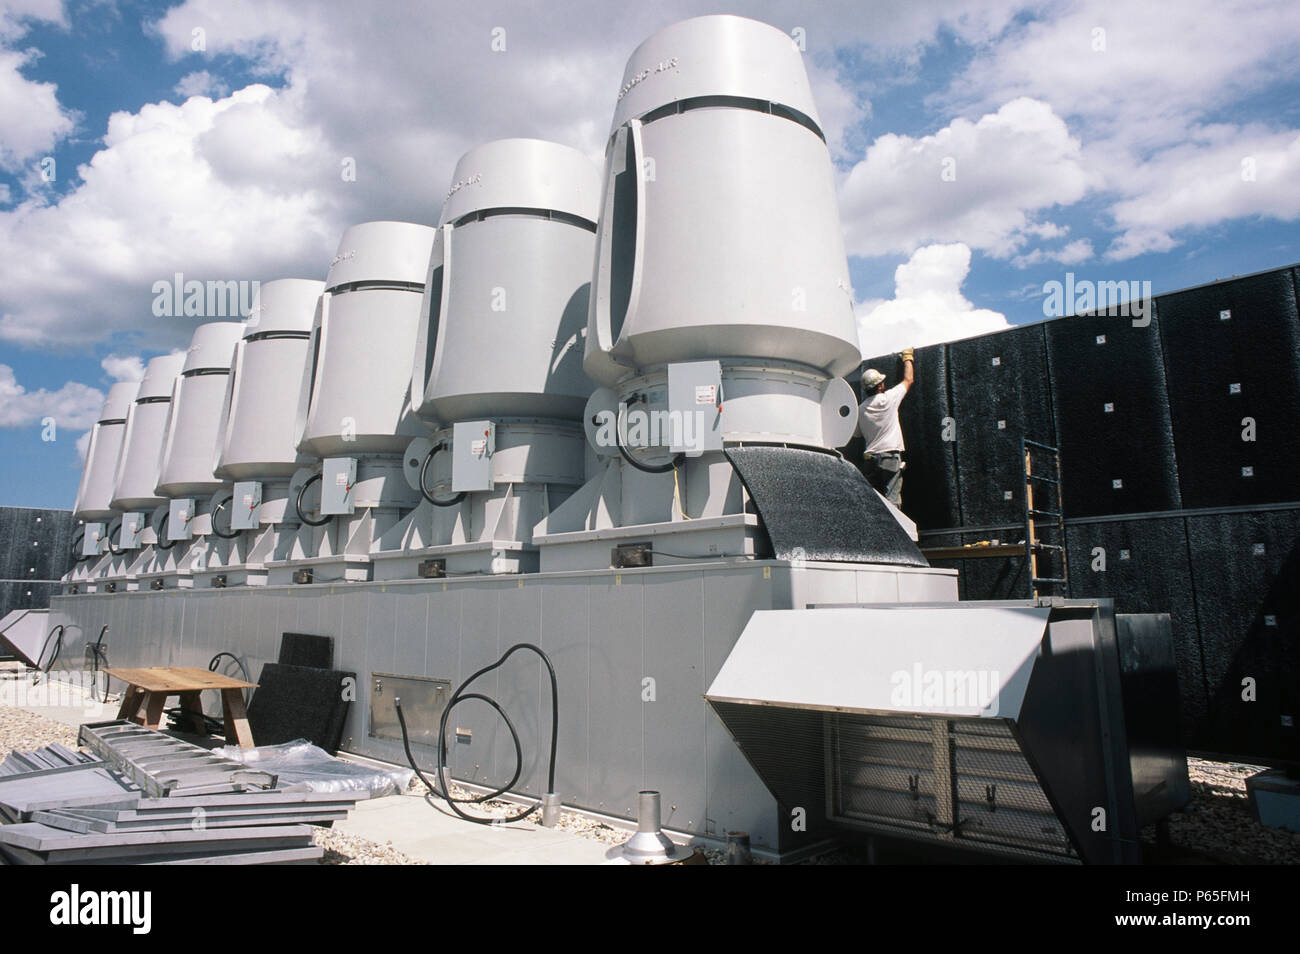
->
[418,443,466,508]
[105,518,124,555]
[154,511,177,549]
[611,404,685,474]
[37,624,64,674]
[209,492,241,539]
[395,642,558,825]
[295,473,332,527]
[88,625,109,702]
[208,651,250,684]
[70,528,87,562]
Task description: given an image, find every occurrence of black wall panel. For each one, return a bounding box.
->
[1157,270,1300,509]
[1045,305,1181,517]
[1065,518,1204,743]
[0,507,75,586]
[1186,510,1300,764]
[948,323,1056,528]
[0,581,61,620]
[856,344,959,531]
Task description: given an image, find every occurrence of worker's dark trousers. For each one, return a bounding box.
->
[864,452,903,507]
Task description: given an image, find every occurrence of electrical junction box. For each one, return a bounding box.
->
[168,498,194,540]
[119,512,145,550]
[667,360,723,455]
[322,458,357,515]
[83,523,105,557]
[369,673,451,747]
[452,420,495,493]
[231,481,263,530]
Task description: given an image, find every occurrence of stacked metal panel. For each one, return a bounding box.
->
[0,735,362,864]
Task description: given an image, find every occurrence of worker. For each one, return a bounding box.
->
[859,347,914,506]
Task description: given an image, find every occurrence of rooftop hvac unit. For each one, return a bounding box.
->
[705,600,1190,863]
[154,321,243,498]
[536,16,873,571]
[276,221,435,583]
[217,279,324,484]
[583,14,860,387]
[72,380,139,522]
[201,279,324,586]
[102,351,187,564]
[382,139,600,577]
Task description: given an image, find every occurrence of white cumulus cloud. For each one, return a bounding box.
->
[100,353,145,381]
[0,363,103,430]
[839,98,1097,259]
[857,243,1011,357]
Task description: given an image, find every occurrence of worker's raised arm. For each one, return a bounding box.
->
[901,347,915,391]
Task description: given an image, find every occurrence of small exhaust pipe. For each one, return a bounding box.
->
[612,791,692,864]
[540,792,562,828]
[725,830,753,865]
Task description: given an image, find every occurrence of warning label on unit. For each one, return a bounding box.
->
[335,473,348,486]
[695,384,717,405]
[471,439,487,456]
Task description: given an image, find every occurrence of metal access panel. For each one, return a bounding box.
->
[369,673,451,747]
[82,523,106,557]
[452,420,494,493]
[707,599,1148,864]
[231,481,263,531]
[167,498,194,541]
[667,360,723,454]
[119,512,146,550]
[321,457,357,515]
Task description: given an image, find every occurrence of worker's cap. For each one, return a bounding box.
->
[862,369,887,389]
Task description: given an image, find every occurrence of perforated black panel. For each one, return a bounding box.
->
[725,445,928,566]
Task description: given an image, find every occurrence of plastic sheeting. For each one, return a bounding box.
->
[214,740,413,798]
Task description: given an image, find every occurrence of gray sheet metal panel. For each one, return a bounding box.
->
[339,588,371,753]
[392,588,429,677]
[703,566,780,846]
[495,583,545,795]
[452,583,504,787]
[539,578,590,807]
[643,572,707,833]
[587,574,644,819]
[51,561,952,846]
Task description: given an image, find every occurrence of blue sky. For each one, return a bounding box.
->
[2,0,1298,509]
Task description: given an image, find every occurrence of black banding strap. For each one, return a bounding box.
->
[450,207,597,233]
[639,94,826,143]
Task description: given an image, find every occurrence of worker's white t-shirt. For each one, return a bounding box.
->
[860,383,907,454]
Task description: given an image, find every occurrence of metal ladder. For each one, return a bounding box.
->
[1022,439,1068,599]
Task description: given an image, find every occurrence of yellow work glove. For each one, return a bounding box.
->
[901,347,915,362]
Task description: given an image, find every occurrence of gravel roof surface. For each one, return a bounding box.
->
[2,693,1295,865]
